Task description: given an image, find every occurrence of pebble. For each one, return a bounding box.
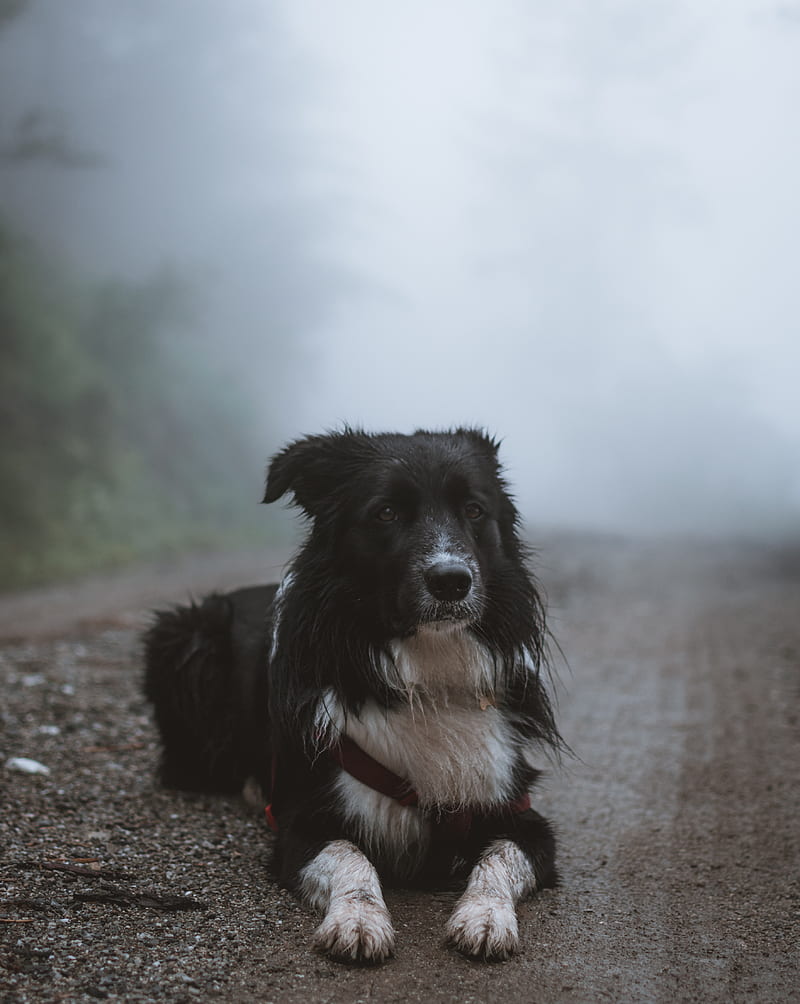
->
[5,756,51,775]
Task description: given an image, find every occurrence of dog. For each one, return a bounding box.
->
[144,428,562,962]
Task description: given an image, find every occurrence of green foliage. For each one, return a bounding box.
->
[0,0,26,29]
[0,218,272,590]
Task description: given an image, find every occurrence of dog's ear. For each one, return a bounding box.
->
[263,436,326,514]
[456,428,502,463]
[263,432,365,516]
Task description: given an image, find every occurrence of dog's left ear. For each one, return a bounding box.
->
[456,428,502,468]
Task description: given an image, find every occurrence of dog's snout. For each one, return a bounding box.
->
[424,561,473,602]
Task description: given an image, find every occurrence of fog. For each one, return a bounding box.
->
[2,0,798,536]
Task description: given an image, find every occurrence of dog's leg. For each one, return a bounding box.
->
[298,840,395,962]
[445,838,537,960]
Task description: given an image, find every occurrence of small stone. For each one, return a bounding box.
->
[6,756,51,775]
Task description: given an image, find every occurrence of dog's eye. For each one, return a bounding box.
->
[464,502,484,520]
[376,506,398,522]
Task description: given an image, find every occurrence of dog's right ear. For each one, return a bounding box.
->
[262,435,340,516]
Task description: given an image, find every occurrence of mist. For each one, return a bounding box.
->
[2,0,798,540]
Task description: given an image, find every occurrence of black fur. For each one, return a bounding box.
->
[144,428,561,935]
[144,584,275,793]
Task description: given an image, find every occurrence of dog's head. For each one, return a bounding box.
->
[264,428,529,639]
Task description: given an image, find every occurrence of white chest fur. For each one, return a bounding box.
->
[343,694,516,809]
[319,625,519,810]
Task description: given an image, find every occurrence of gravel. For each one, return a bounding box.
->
[1,535,798,1002]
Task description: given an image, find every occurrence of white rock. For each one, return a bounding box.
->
[5,756,51,775]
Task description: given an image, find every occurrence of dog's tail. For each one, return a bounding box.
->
[143,594,247,793]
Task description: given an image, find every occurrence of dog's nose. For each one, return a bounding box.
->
[424,561,473,602]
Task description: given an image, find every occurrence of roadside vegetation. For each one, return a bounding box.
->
[0,217,276,590]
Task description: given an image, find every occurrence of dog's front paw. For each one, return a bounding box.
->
[446,894,519,960]
[313,891,395,963]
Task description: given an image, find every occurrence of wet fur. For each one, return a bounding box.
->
[144,427,561,961]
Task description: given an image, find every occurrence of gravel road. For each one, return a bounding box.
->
[1,535,798,1003]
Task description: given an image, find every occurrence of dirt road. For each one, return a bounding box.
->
[1,535,798,1002]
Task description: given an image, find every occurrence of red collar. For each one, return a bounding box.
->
[328,734,419,806]
[265,735,531,833]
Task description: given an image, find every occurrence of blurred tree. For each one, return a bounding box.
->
[1,108,106,168]
[0,0,103,169]
[0,0,25,28]
[0,3,333,587]
[0,218,267,589]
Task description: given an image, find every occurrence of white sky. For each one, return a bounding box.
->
[277,1,800,532]
[1,0,798,533]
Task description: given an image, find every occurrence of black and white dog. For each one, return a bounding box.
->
[144,428,561,962]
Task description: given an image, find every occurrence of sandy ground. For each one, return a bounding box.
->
[1,534,798,1003]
